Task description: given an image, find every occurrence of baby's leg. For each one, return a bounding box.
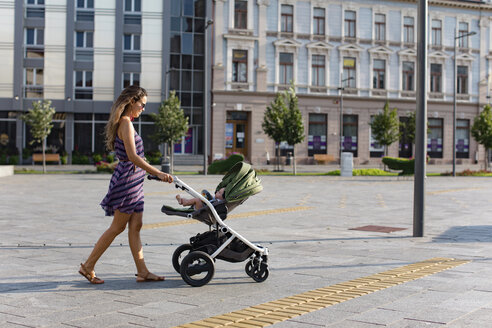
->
[176,195,203,209]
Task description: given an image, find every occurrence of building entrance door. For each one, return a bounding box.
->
[225,111,249,159]
[399,117,413,158]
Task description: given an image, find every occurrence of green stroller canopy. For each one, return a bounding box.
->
[215,161,263,203]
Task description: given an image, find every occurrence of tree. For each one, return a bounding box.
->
[471,104,492,170]
[150,91,189,173]
[369,101,400,157]
[283,85,304,175]
[21,100,56,173]
[262,92,287,171]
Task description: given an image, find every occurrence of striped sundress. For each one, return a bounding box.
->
[100,132,146,216]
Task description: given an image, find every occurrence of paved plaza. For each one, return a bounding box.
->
[1,172,492,327]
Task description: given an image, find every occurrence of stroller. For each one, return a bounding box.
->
[149,161,269,287]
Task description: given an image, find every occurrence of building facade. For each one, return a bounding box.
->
[211,0,492,165]
[0,0,212,164]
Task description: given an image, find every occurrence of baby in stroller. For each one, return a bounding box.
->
[149,161,269,287]
[176,187,226,209]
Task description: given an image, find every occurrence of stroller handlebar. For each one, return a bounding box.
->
[147,174,187,191]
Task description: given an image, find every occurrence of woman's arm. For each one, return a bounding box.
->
[118,117,172,183]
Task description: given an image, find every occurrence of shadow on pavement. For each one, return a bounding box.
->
[432,225,492,243]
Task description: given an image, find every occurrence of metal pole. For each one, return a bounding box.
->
[413,0,427,237]
[204,20,213,175]
[453,30,457,177]
[339,76,344,164]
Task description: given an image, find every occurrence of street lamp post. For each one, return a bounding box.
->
[338,75,354,164]
[453,30,476,177]
[203,19,213,176]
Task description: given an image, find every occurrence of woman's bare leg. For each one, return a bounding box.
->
[128,212,164,280]
[83,210,130,273]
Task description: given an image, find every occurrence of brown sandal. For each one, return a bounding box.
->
[79,263,104,284]
[135,272,165,282]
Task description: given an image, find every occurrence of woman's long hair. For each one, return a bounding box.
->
[104,85,147,151]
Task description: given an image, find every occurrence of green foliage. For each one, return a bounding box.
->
[145,151,162,165]
[283,85,305,146]
[8,155,19,165]
[107,153,115,163]
[92,153,103,163]
[326,169,396,176]
[72,152,90,164]
[96,161,118,173]
[21,100,56,146]
[471,104,492,168]
[262,92,288,144]
[369,101,400,154]
[151,91,189,147]
[22,148,32,159]
[208,153,244,174]
[382,156,415,175]
[404,111,416,144]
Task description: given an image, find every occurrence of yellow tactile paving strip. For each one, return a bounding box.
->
[173,257,469,328]
[142,206,313,230]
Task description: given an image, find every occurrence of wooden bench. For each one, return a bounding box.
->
[313,154,335,164]
[32,153,61,165]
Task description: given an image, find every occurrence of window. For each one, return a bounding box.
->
[456,119,469,158]
[430,63,442,93]
[232,50,248,83]
[26,0,44,18]
[77,0,94,8]
[342,115,358,157]
[124,34,141,62]
[281,4,293,33]
[374,13,385,41]
[402,61,414,91]
[75,31,93,48]
[24,68,43,98]
[125,0,141,12]
[25,28,43,45]
[431,19,441,46]
[75,71,93,100]
[427,118,443,158]
[124,34,140,51]
[313,8,325,35]
[370,115,384,158]
[373,59,385,89]
[308,114,327,156]
[123,73,140,88]
[457,66,468,94]
[311,54,325,86]
[343,57,356,88]
[458,22,469,48]
[279,52,293,84]
[403,16,414,43]
[76,0,94,21]
[344,10,356,38]
[234,0,247,29]
[25,28,44,58]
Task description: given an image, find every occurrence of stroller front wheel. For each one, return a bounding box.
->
[245,261,269,283]
[180,251,215,287]
[172,244,193,274]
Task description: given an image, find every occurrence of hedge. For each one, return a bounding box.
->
[382,156,414,175]
[208,154,244,174]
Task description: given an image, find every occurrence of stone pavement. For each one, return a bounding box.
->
[1,173,492,327]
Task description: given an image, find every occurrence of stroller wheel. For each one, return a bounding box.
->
[245,261,269,283]
[180,251,215,287]
[172,244,193,274]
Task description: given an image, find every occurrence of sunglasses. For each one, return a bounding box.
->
[139,102,146,109]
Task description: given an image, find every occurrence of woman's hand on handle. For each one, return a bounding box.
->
[157,172,173,183]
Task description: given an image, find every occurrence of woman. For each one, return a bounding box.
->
[79,85,173,284]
